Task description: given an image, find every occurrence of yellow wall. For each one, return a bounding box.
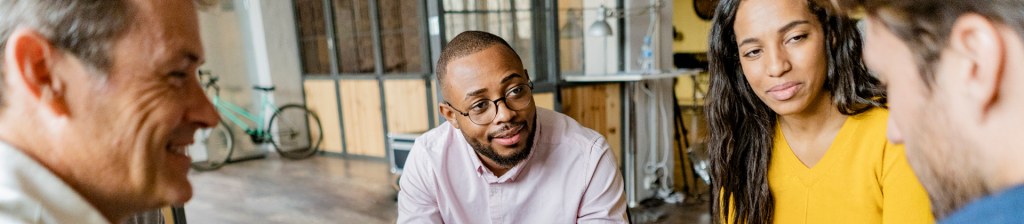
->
[673,0,713,53]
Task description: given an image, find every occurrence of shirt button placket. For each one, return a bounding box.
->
[488,185,502,224]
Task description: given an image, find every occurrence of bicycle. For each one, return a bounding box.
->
[187,70,324,171]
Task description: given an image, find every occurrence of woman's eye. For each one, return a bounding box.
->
[743,49,762,58]
[787,34,808,44]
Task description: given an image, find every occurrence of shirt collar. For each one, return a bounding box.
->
[0,141,110,223]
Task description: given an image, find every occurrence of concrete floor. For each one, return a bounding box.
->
[184,154,710,223]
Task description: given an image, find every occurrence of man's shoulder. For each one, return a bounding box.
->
[413,122,456,150]
[408,122,461,165]
[0,143,107,224]
[941,185,1024,224]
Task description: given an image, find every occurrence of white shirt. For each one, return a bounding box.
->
[397,108,627,224]
[0,141,109,224]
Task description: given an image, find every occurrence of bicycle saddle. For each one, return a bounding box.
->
[253,86,276,91]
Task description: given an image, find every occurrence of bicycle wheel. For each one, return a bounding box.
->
[268,104,323,160]
[187,121,234,171]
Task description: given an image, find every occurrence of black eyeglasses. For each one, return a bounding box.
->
[445,82,534,125]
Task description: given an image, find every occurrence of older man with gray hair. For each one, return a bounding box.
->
[0,0,217,223]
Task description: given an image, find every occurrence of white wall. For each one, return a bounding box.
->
[624,0,674,72]
[197,0,304,159]
[198,1,250,107]
[581,0,621,75]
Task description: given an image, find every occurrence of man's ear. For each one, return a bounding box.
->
[438,103,460,129]
[946,13,1004,120]
[4,28,68,115]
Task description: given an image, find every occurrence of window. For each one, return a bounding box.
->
[438,0,557,89]
[294,0,428,76]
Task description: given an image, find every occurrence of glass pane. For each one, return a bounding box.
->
[294,0,331,75]
[558,0,585,75]
[378,0,427,74]
[512,11,535,81]
[333,0,376,73]
[442,0,536,77]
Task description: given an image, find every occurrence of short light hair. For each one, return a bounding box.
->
[0,0,215,109]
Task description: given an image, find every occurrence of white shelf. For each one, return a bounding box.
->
[562,69,704,83]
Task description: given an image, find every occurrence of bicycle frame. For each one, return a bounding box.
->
[210,93,277,133]
[197,70,280,140]
[195,70,323,161]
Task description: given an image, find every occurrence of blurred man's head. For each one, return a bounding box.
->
[834,0,1024,218]
[0,0,217,222]
[436,31,537,171]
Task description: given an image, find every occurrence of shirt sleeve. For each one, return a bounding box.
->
[577,137,628,224]
[881,142,936,224]
[396,139,443,224]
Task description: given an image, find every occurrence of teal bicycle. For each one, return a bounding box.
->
[188,70,323,171]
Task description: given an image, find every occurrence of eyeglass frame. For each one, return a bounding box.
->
[443,81,535,125]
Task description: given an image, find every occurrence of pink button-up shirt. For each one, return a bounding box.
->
[397,108,627,224]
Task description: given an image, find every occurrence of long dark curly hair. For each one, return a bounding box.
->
[705,0,886,223]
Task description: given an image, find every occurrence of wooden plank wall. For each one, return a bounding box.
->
[534,92,555,111]
[339,80,385,157]
[384,79,430,134]
[303,80,344,153]
[431,79,442,126]
[562,81,709,195]
[559,83,622,163]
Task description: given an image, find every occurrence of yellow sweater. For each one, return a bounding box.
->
[723,108,934,224]
[769,108,933,223]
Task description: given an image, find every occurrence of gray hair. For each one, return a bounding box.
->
[0,0,136,73]
[0,0,134,108]
[0,0,215,109]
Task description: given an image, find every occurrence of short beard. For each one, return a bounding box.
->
[904,98,989,218]
[467,120,535,168]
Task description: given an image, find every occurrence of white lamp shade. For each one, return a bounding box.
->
[588,20,613,36]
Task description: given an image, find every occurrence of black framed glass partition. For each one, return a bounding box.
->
[436,0,559,91]
[293,0,434,158]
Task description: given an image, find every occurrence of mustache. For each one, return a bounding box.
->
[487,121,527,140]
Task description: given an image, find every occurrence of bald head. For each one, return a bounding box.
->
[436,31,522,91]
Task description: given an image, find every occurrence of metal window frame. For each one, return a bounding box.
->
[293,0,435,159]
[292,0,571,158]
[429,0,562,109]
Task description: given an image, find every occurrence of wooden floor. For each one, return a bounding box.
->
[184,154,710,224]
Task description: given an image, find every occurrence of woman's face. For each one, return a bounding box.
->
[733,0,829,116]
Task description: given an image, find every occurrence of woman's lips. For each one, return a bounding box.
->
[767,82,802,101]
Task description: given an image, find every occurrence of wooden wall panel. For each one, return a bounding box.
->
[161,207,175,224]
[303,80,344,153]
[339,80,385,157]
[560,84,622,164]
[431,79,444,127]
[384,80,430,134]
[534,92,555,111]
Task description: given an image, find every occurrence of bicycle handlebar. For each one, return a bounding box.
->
[198,70,220,96]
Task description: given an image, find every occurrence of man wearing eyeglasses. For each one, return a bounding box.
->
[397,31,627,223]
